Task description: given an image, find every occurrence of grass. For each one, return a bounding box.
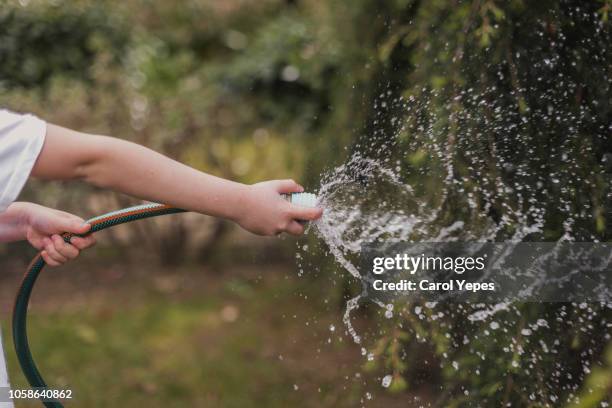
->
[1,260,403,407]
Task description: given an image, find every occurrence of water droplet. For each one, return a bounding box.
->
[381,375,393,388]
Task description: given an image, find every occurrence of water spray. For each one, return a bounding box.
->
[12,192,317,408]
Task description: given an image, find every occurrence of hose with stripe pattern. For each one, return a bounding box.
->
[12,203,186,408]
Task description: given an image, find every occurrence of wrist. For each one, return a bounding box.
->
[13,202,34,235]
[0,202,33,241]
[227,183,251,222]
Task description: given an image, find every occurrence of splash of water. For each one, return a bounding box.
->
[300,87,610,404]
[312,155,421,343]
[296,3,610,404]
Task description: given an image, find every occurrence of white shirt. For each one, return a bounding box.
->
[0,109,46,408]
[0,109,46,212]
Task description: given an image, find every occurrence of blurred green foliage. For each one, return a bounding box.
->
[0,2,126,90]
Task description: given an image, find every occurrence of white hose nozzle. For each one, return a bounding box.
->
[284,192,318,208]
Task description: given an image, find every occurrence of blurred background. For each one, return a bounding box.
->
[1,0,611,407]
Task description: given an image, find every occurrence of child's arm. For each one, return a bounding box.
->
[0,202,96,266]
[32,124,322,236]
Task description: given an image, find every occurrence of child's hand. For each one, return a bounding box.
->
[19,203,96,266]
[236,179,323,236]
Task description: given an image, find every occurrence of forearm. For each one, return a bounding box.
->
[32,124,247,221]
[0,203,28,242]
[83,137,247,220]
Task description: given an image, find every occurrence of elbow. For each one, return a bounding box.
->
[76,160,114,189]
[73,135,114,188]
[73,162,91,182]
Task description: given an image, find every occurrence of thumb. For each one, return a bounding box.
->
[276,179,304,194]
[55,216,91,235]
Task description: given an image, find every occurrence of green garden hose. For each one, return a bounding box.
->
[12,193,318,407]
[13,203,186,407]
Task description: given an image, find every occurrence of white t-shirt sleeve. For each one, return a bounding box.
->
[0,109,46,213]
